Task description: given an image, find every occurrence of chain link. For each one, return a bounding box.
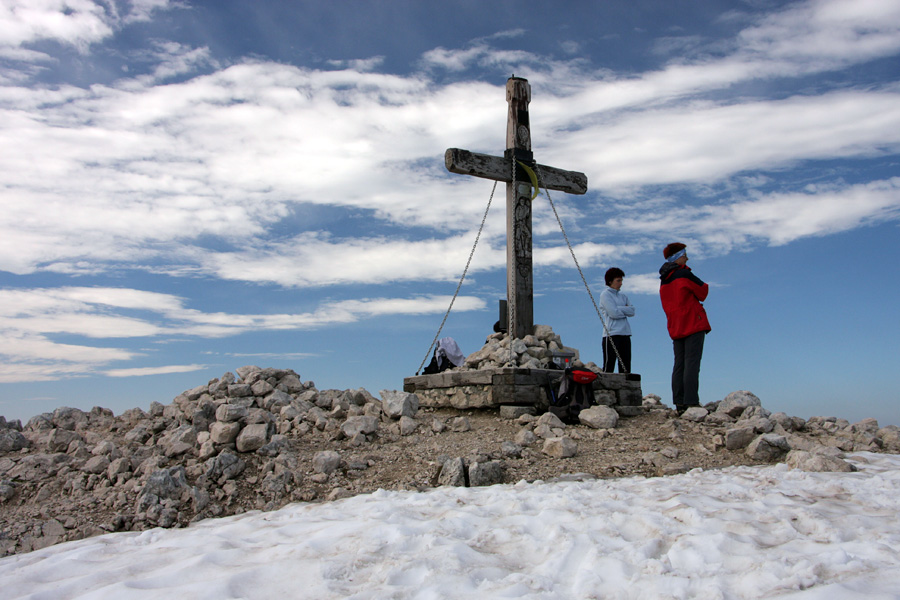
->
[507,156,518,366]
[534,165,627,373]
[416,180,499,375]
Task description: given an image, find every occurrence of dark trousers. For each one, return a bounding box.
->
[602,335,631,373]
[672,331,705,408]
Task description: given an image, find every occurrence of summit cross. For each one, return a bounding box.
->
[445,76,588,340]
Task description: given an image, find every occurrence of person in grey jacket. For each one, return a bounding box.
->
[599,267,635,373]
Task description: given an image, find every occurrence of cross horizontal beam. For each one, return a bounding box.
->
[445,148,588,195]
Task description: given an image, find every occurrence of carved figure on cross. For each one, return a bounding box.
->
[445,76,588,339]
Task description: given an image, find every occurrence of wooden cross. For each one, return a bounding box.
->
[445,77,588,340]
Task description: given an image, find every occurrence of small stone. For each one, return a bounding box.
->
[82,455,110,474]
[746,433,791,462]
[681,407,708,422]
[717,390,762,418]
[578,406,619,429]
[542,437,577,458]
[468,461,505,486]
[380,390,420,419]
[786,450,856,472]
[500,406,535,419]
[312,451,341,475]
[515,429,537,446]
[449,417,471,432]
[438,457,467,487]
[725,427,757,451]
[660,463,692,476]
[399,416,418,436]
[327,487,351,501]
[209,421,242,444]
[235,424,269,453]
[215,405,249,423]
[500,441,523,458]
[341,416,379,438]
[536,413,566,430]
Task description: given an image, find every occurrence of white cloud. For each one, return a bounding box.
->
[561,89,900,190]
[103,364,206,377]
[0,0,899,293]
[0,286,487,381]
[737,0,900,66]
[0,0,113,52]
[0,0,176,59]
[624,273,663,296]
[202,233,507,287]
[609,177,900,252]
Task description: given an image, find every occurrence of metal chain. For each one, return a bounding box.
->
[534,165,627,373]
[506,156,518,367]
[416,180,499,375]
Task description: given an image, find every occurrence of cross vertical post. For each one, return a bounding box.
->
[505,77,534,339]
[444,76,588,341]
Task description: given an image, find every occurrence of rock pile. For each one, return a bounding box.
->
[0,366,423,555]
[462,324,585,371]
[643,390,899,472]
[2,369,899,558]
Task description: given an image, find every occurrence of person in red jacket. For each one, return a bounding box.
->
[659,243,711,414]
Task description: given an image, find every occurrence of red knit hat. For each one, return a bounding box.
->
[663,242,686,259]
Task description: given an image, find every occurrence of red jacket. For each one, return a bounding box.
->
[659,263,711,340]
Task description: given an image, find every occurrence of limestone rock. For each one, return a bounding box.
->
[681,407,708,422]
[449,417,471,432]
[500,406,535,420]
[52,407,88,431]
[515,429,537,446]
[578,406,619,429]
[380,391,419,419]
[312,451,341,475]
[341,416,379,438]
[786,450,856,472]
[717,391,762,418]
[536,412,566,430]
[142,466,189,502]
[725,427,757,451]
[468,461,505,486]
[47,429,82,453]
[746,433,790,462]
[215,405,248,423]
[236,424,269,453]
[204,451,245,482]
[542,437,577,458]
[0,430,28,453]
[227,383,253,398]
[81,455,110,474]
[739,406,772,421]
[438,457,467,486]
[398,416,418,436]
[209,421,241,445]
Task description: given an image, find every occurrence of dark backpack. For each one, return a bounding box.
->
[547,369,597,424]
[423,352,452,374]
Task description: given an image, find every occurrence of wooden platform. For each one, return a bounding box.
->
[403,368,643,416]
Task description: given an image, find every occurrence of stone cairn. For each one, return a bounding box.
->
[406,324,642,413]
[458,324,587,371]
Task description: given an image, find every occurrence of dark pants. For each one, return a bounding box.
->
[602,335,631,373]
[672,331,705,408]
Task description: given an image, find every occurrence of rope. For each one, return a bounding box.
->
[535,165,628,373]
[416,180,499,375]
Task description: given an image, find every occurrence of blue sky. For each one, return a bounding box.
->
[1,0,899,426]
